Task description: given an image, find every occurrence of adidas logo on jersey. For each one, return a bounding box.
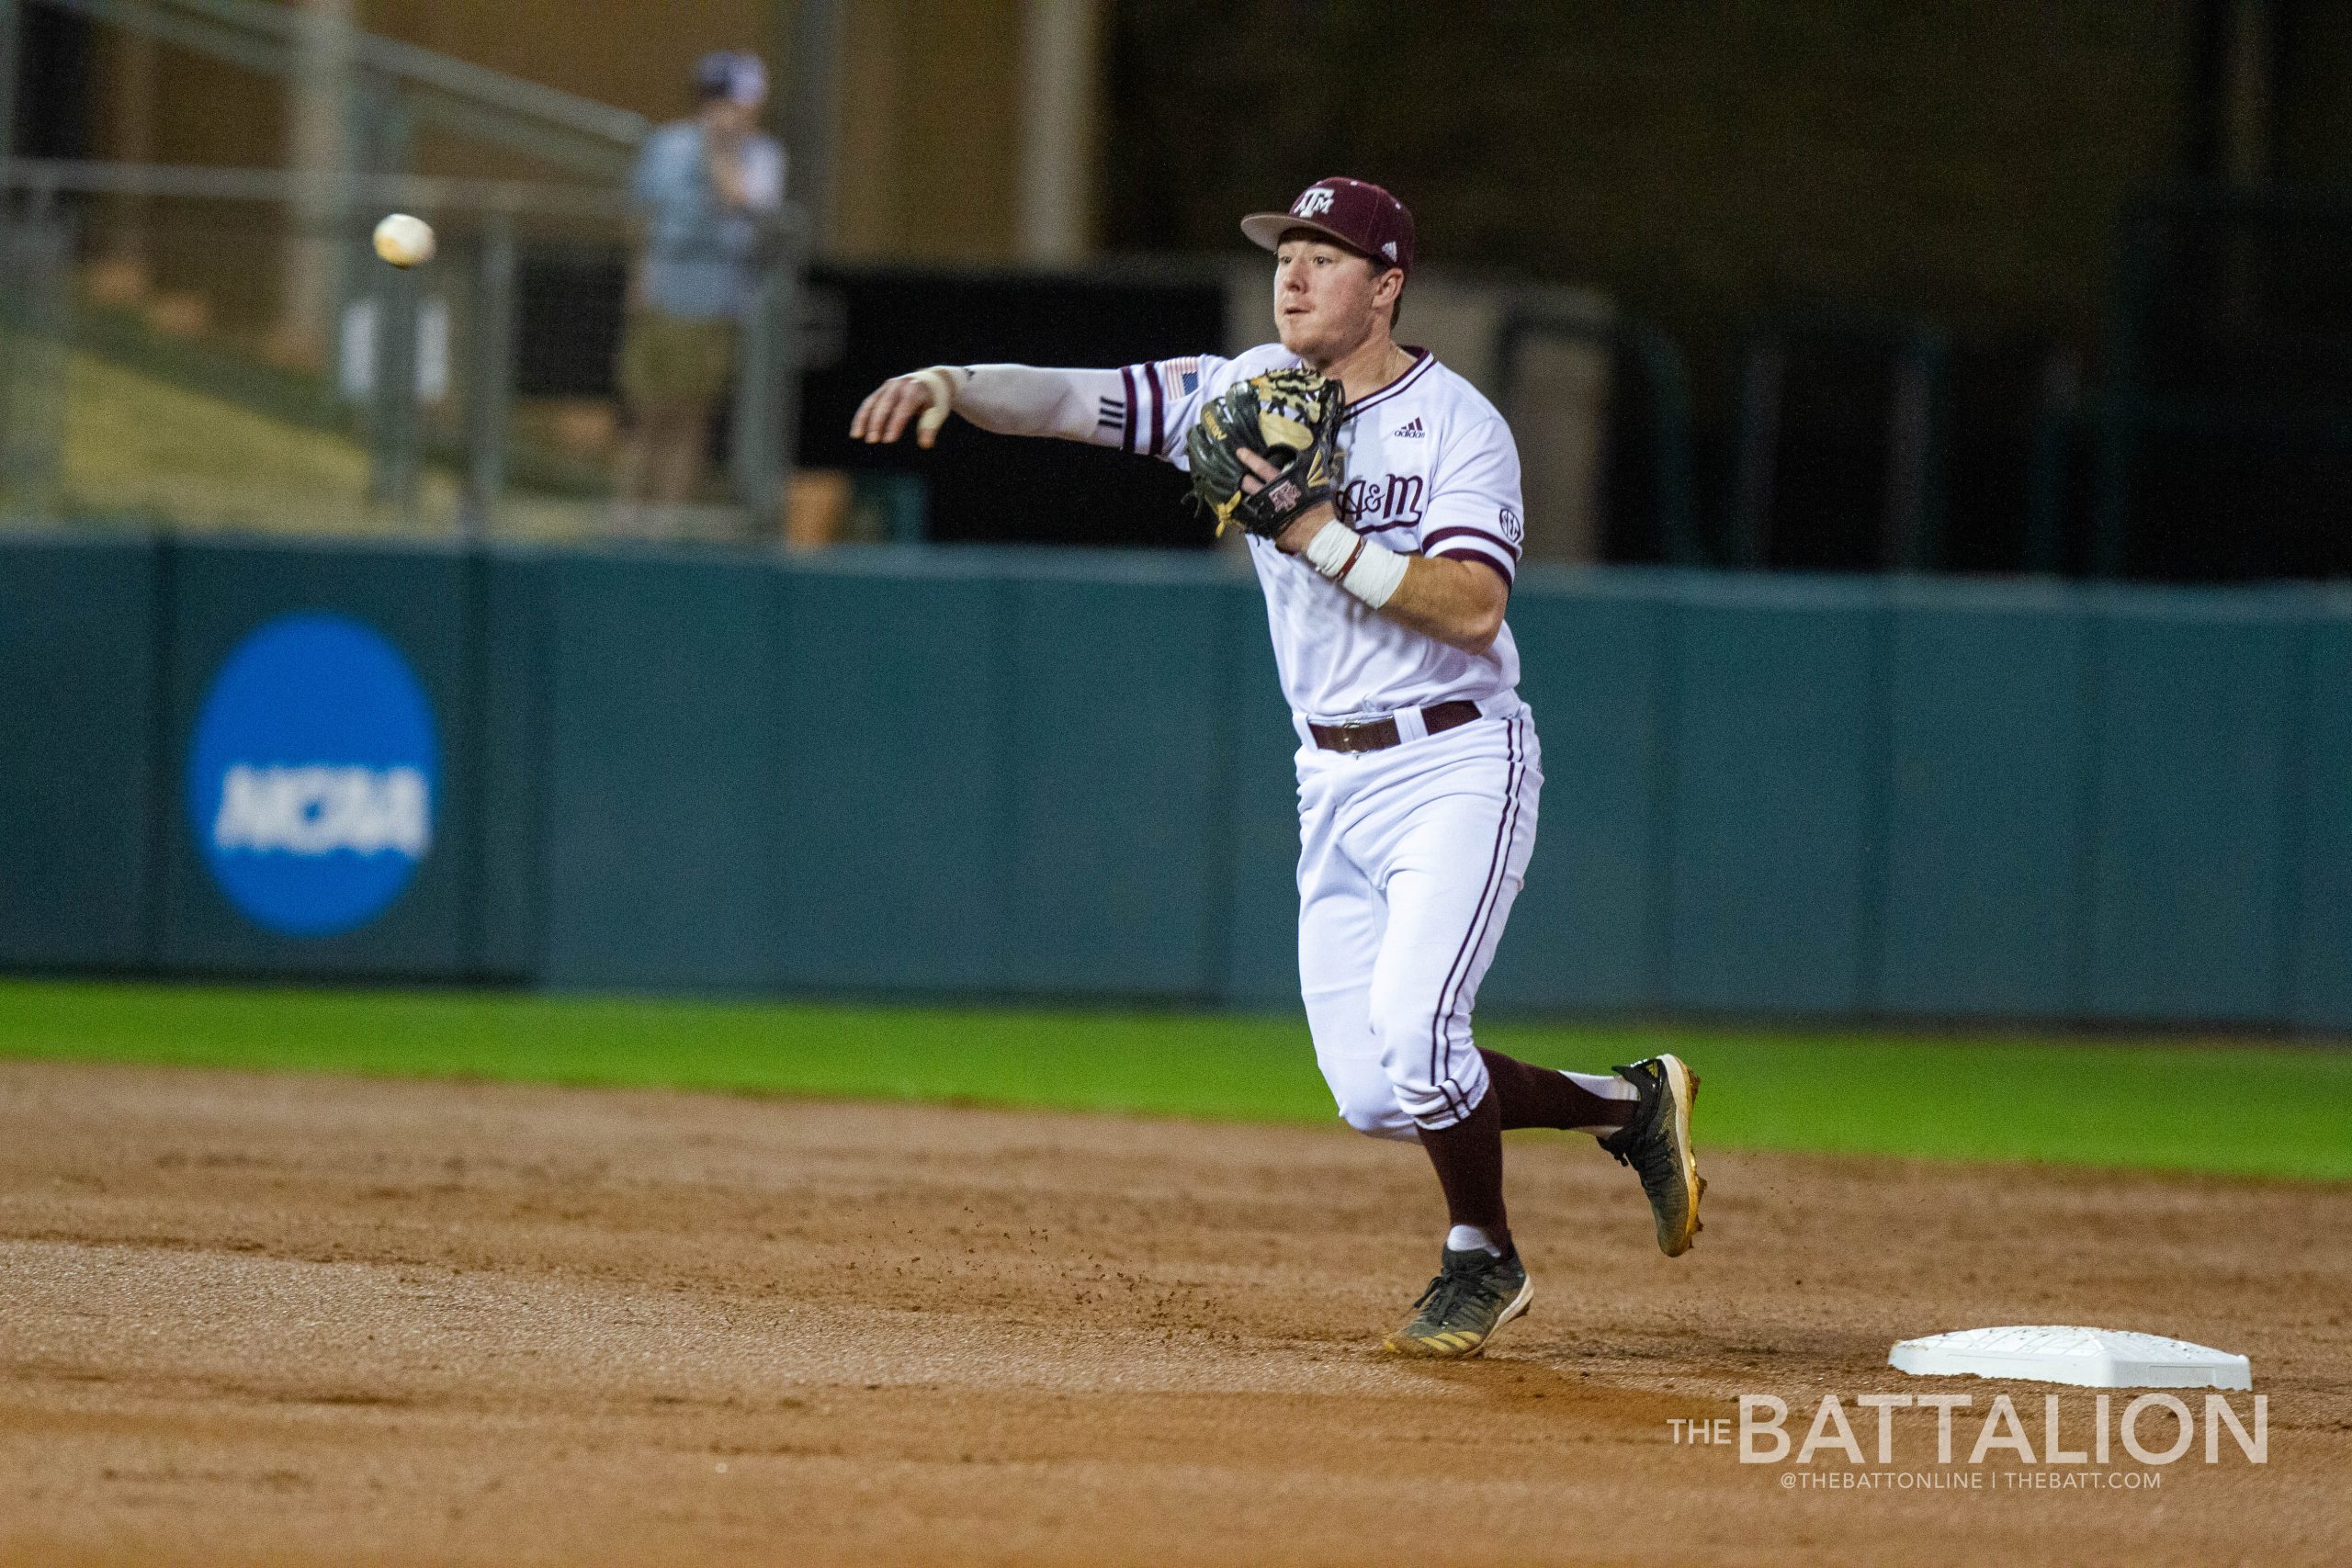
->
[1392,417,1425,438]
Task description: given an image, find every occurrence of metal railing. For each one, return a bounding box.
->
[1725,308,1950,574]
[1,159,806,543]
[6,0,649,175]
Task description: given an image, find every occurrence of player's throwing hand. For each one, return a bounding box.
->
[850,366,966,448]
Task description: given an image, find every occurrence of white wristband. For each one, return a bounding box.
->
[910,366,967,438]
[1301,519,1408,610]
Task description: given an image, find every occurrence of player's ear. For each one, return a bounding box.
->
[1373,264,1406,327]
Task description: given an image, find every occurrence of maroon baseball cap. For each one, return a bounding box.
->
[1239,178,1415,274]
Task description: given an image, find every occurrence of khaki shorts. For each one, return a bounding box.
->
[618,312,736,407]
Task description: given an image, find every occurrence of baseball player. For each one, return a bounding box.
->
[851,178,1702,1359]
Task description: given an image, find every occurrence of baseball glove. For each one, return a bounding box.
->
[1186,368,1346,538]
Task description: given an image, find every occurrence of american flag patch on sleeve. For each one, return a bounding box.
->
[1159,357,1202,398]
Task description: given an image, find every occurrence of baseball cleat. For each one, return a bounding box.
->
[1600,1055,1705,1257]
[1381,1246,1533,1359]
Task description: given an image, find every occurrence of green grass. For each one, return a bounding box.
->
[3,978,2347,1181]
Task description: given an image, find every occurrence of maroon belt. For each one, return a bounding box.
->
[1308,699,1483,754]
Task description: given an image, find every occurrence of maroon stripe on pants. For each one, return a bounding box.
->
[1424,714,1525,1125]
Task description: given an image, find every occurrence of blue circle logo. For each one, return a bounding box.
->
[187,613,439,937]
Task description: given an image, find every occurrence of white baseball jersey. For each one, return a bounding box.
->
[1113,345,1526,726]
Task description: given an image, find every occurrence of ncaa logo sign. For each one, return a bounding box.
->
[186,613,437,937]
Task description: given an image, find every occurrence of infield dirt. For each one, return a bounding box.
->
[2,1060,2346,1566]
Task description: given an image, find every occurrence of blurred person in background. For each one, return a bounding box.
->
[613,51,785,532]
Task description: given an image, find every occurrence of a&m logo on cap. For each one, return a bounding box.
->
[1294,186,1336,218]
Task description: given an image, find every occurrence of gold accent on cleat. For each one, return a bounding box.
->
[1380,1275,1534,1359]
[1659,1055,1703,1257]
[1606,1055,1706,1258]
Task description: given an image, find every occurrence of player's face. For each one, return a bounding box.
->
[1272,239,1389,362]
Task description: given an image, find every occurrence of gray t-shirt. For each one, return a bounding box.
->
[630,119,786,321]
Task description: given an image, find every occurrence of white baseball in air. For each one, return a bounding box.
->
[372,213,435,268]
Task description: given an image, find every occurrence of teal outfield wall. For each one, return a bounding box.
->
[7,532,2352,1031]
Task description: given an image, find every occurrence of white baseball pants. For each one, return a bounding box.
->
[1295,705,1543,1139]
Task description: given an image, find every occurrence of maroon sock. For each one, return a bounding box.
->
[1418,1089,1509,1250]
[1478,1048,1634,1134]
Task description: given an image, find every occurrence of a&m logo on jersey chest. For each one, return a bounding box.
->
[1337,419,1430,528]
[1338,470,1426,529]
